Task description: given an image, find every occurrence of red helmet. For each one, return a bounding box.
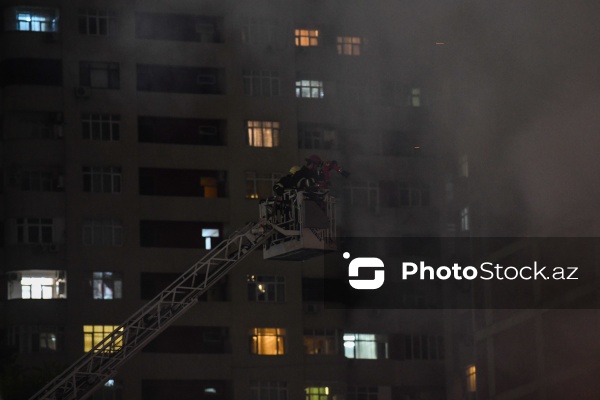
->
[306,154,322,165]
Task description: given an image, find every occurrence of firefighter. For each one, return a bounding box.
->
[294,154,322,190]
[273,165,302,195]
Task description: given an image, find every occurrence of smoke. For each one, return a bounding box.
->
[427,0,600,235]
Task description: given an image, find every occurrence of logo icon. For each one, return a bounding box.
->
[345,252,385,290]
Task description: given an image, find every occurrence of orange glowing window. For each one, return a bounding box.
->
[466,364,476,392]
[336,36,361,56]
[295,29,319,47]
[250,328,286,355]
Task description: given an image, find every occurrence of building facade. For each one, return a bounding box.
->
[0,1,450,400]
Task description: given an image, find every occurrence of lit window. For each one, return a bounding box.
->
[247,275,285,302]
[82,114,120,141]
[295,80,324,99]
[92,272,122,300]
[83,325,123,352]
[82,166,122,193]
[16,217,54,244]
[343,333,388,359]
[79,61,120,89]
[7,270,67,300]
[409,88,421,107]
[250,381,287,400]
[6,326,64,353]
[460,207,469,232]
[246,120,280,148]
[202,228,220,250]
[242,17,278,45]
[305,386,329,400]
[243,70,280,96]
[298,124,337,150]
[336,36,361,56]
[246,172,282,199]
[4,7,59,32]
[295,29,319,47]
[404,335,444,360]
[466,364,476,392]
[459,155,469,178]
[82,219,123,246]
[347,387,378,400]
[303,329,338,355]
[250,328,286,355]
[78,8,116,36]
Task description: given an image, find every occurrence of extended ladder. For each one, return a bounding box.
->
[30,221,275,400]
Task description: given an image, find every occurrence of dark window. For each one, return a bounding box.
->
[137,64,225,94]
[2,59,62,86]
[139,221,222,249]
[135,13,222,43]
[138,116,225,145]
[143,326,229,353]
[139,168,226,198]
[141,380,231,400]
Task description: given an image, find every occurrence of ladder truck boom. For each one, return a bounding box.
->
[31,221,275,400]
[30,191,336,400]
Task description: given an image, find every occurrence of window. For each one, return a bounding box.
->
[243,70,280,96]
[242,17,278,45]
[404,335,444,360]
[343,333,388,359]
[92,272,123,300]
[83,325,123,352]
[2,59,62,86]
[79,62,120,89]
[140,221,222,249]
[78,8,116,36]
[303,329,338,355]
[16,218,53,244]
[461,207,470,232]
[298,124,336,150]
[247,275,285,302]
[138,116,224,146]
[136,64,224,94]
[246,121,280,148]
[459,155,469,178]
[347,387,378,400]
[139,168,226,198]
[20,170,59,192]
[409,88,421,107]
[82,219,123,246]
[7,270,67,300]
[6,326,64,353]
[4,7,59,32]
[250,381,287,400]
[337,36,362,56]
[295,80,324,99]
[305,387,330,400]
[343,182,379,209]
[295,29,319,47]
[398,185,430,207]
[144,326,229,354]
[135,13,222,43]
[3,111,64,140]
[250,328,285,355]
[245,172,282,199]
[82,114,120,141]
[465,365,476,392]
[82,166,122,193]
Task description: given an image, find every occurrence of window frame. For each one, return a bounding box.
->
[82,113,121,141]
[336,36,362,56]
[246,120,280,148]
[243,70,281,97]
[295,80,324,99]
[82,166,122,193]
[79,61,120,89]
[247,275,285,302]
[82,218,124,246]
[303,328,339,355]
[250,328,286,355]
[295,29,319,47]
[78,8,116,36]
[92,271,123,300]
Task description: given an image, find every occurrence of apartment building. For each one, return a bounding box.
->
[0,1,452,399]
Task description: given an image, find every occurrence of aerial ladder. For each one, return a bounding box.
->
[30,191,336,400]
